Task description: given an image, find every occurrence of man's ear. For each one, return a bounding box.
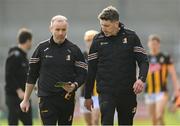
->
[115,21,119,27]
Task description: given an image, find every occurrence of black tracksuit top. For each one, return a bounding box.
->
[5,47,28,96]
[85,25,149,98]
[27,37,87,96]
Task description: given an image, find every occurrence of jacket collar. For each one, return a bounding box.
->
[49,36,67,47]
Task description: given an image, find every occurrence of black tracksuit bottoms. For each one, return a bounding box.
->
[98,93,137,125]
[39,94,75,125]
[5,95,32,125]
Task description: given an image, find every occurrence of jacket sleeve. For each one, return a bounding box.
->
[74,46,87,88]
[133,34,149,82]
[84,38,98,99]
[26,45,41,84]
[6,51,22,90]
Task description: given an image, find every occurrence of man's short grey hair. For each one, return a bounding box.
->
[98,6,119,21]
[50,15,68,27]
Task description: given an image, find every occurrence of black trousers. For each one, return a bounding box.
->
[98,93,137,125]
[5,95,32,125]
[39,94,75,125]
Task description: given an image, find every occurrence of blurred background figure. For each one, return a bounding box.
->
[145,34,180,125]
[5,28,33,125]
[79,30,100,125]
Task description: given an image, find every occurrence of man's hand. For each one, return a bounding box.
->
[84,99,93,112]
[20,100,30,112]
[62,82,76,93]
[16,88,24,100]
[133,79,144,94]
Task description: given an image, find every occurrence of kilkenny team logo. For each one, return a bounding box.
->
[66,55,71,61]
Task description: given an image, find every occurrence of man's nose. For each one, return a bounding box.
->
[59,31,63,35]
[102,27,107,31]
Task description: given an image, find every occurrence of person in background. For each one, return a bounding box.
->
[145,34,180,125]
[5,28,33,125]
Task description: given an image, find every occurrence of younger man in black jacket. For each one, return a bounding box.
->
[84,6,149,125]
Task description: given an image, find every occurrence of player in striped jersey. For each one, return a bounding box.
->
[145,34,180,125]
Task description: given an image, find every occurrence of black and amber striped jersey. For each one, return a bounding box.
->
[145,53,172,94]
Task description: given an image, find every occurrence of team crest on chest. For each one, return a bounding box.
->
[66,55,71,61]
[122,37,128,44]
[160,56,165,63]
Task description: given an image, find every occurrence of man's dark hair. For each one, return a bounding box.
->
[148,34,160,43]
[17,28,32,44]
[98,6,119,21]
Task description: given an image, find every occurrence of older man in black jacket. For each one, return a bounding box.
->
[20,15,87,125]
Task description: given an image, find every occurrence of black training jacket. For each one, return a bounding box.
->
[5,47,29,96]
[85,24,149,98]
[27,37,87,96]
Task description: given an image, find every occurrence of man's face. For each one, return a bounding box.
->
[100,20,119,37]
[148,40,160,53]
[25,39,32,51]
[50,21,68,42]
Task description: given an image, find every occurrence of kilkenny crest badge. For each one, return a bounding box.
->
[66,55,71,61]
